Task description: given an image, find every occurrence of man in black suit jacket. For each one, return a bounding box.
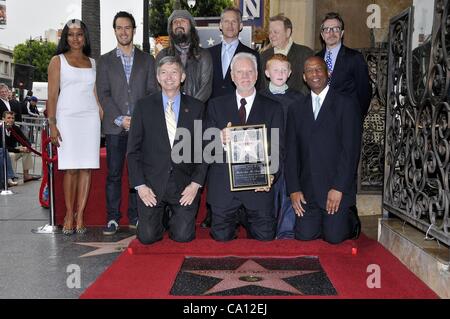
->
[285,57,362,244]
[127,56,207,244]
[316,12,371,120]
[0,84,23,123]
[206,52,284,242]
[208,7,260,99]
[201,7,261,228]
[316,12,372,238]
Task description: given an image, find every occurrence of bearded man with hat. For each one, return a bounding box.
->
[156,9,213,103]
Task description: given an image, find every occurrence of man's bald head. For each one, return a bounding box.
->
[304,56,328,73]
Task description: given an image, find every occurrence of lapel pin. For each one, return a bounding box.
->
[184,108,189,113]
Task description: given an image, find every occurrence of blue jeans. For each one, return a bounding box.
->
[105,134,137,224]
[0,148,15,180]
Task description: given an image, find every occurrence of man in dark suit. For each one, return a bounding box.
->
[96,11,157,235]
[206,52,284,242]
[0,84,23,123]
[285,57,362,244]
[208,7,260,99]
[316,12,372,238]
[127,56,206,244]
[259,14,313,95]
[201,7,261,228]
[316,12,371,119]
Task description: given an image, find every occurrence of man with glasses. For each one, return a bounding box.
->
[316,12,371,240]
[317,12,371,119]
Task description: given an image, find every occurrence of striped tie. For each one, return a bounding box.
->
[165,99,177,148]
[325,50,333,84]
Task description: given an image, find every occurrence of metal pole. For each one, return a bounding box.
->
[143,0,150,53]
[32,120,60,234]
[1,121,13,196]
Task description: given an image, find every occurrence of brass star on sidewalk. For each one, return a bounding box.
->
[185,259,319,295]
[75,236,136,258]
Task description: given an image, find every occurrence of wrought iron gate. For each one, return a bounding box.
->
[384,2,450,246]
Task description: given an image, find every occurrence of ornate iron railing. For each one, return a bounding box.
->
[384,3,450,245]
[359,47,388,193]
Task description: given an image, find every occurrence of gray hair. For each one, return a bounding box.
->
[220,7,242,24]
[156,55,185,74]
[230,52,258,72]
[0,83,9,90]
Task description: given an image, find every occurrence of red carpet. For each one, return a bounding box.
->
[54,147,210,226]
[81,233,438,299]
[54,148,134,226]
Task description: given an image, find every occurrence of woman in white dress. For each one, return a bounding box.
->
[47,19,103,235]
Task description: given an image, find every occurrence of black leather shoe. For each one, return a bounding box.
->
[200,214,211,228]
[349,206,361,239]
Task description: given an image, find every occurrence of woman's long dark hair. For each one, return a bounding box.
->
[56,19,91,56]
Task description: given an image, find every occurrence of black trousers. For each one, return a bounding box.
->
[137,175,199,245]
[210,197,275,242]
[294,201,351,245]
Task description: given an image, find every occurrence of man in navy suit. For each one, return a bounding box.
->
[208,7,260,99]
[316,12,371,119]
[316,12,372,238]
[127,56,207,244]
[285,57,362,244]
[201,7,261,228]
[206,52,284,241]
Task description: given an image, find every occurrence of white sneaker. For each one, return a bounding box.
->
[7,179,18,186]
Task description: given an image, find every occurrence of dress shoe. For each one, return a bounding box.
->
[200,214,211,228]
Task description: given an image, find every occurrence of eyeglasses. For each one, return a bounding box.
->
[321,26,342,34]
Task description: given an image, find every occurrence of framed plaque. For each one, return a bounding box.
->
[227,124,270,191]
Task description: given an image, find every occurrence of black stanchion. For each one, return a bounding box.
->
[1,121,13,196]
[32,120,60,234]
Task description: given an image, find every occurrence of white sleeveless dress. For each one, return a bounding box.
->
[56,54,100,169]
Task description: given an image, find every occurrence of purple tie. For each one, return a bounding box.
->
[239,98,247,124]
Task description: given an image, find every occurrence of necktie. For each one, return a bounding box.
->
[165,99,177,147]
[239,98,247,124]
[325,50,333,73]
[325,50,333,83]
[222,43,232,78]
[313,95,321,120]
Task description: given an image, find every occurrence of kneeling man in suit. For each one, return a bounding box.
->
[206,52,284,241]
[127,56,207,244]
[285,56,362,244]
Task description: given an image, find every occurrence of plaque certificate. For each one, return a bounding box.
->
[227,124,270,191]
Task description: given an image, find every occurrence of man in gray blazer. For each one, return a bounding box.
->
[96,11,157,235]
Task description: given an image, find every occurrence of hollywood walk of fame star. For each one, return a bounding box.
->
[184,259,319,295]
[75,236,136,258]
[233,130,263,163]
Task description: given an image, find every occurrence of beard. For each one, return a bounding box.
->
[171,29,190,45]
